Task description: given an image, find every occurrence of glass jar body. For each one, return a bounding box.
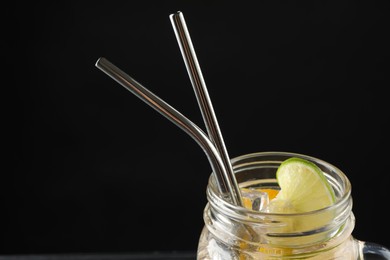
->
[197,152,390,259]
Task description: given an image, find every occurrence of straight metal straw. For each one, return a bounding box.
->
[95,57,233,201]
[170,11,243,206]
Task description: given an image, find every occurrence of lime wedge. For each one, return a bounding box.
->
[264,157,337,247]
[268,157,336,213]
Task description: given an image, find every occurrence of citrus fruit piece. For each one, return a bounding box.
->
[268,157,336,213]
[263,157,337,247]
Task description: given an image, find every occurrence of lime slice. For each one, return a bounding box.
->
[269,157,336,213]
[265,157,337,247]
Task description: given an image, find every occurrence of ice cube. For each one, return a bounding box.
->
[241,188,270,211]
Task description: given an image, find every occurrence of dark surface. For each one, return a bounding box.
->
[3,0,390,255]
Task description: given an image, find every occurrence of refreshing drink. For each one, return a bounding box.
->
[197,152,390,259]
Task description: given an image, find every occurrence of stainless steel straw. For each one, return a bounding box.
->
[170,11,243,206]
[95,57,233,201]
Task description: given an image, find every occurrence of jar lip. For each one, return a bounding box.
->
[208,151,352,218]
[231,151,335,165]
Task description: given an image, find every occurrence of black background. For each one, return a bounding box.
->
[3,0,390,255]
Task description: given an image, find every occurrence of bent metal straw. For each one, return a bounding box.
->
[95,57,236,203]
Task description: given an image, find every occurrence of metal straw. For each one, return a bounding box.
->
[170,11,243,206]
[95,57,233,201]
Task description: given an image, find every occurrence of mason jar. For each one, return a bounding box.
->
[197,152,390,259]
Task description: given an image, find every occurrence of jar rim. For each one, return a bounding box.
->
[207,151,352,219]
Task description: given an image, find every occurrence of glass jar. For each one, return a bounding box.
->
[197,152,390,259]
